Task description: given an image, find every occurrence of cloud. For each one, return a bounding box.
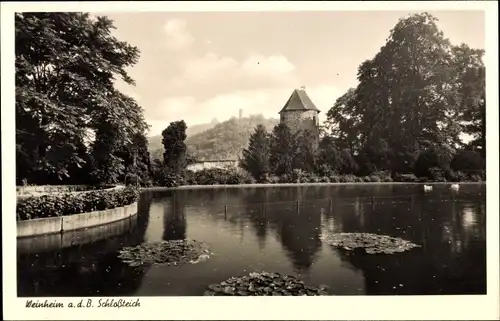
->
[145,84,345,136]
[163,18,194,50]
[169,53,299,95]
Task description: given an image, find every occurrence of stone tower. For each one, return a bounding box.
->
[279,86,320,134]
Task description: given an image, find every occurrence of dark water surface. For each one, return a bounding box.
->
[17,183,486,296]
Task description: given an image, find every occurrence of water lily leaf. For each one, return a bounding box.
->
[320,233,420,255]
[204,271,330,296]
[117,239,213,267]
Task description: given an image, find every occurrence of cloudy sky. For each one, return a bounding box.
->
[105,10,485,136]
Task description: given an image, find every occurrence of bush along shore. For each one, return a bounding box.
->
[153,167,485,188]
[16,186,139,221]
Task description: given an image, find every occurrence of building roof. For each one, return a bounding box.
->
[279,88,320,114]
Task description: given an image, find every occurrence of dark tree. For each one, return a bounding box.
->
[294,128,319,173]
[240,124,271,182]
[162,121,188,186]
[15,12,148,184]
[269,124,295,177]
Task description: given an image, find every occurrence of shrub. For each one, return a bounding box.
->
[329,176,340,183]
[291,169,309,183]
[17,187,140,221]
[319,176,330,183]
[382,176,393,182]
[418,177,429,183]
[369,175,381,182]
[354,176,364,183]
[428,167,446,181]
[414,145,453,179]
[451,150,484,173]
[394,173,418,182]
[340,174,356,183]
[373,171,391,180]
[191,168,250,185]
[279,174,292,183]
[362,176,372,183]
[470,174,483,182]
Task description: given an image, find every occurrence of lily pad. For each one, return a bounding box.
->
[117,239,213,267]
[204,272,329,296]
[320,233,420,255]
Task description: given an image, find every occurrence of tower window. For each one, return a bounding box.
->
[313,115,317,125]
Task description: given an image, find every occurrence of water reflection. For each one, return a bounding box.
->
[163,192,187,241]
[17,184,486,296]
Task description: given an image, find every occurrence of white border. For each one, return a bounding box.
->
[2,1,499,320]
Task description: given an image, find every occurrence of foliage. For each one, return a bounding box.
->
[162,121,188,187]
[17,186,139,221]
[323,12,485,176]
[413,144,453,178]
[148,119,220,152]
[337,149,359,174]
[294,128,319,172]
[316,136,340,173]
[269,124,296,177]
[187,168,253,186]
[240,125,271,182]
[393,173,419,183]
[451,150,484,173]
[15,12,149,185]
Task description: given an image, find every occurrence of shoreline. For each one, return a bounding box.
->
[141,181,486,191]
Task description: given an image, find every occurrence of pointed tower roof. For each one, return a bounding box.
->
[279,87,320,114]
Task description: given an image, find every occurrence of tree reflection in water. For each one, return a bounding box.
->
[325,196,486,295]
[163,191,187,241]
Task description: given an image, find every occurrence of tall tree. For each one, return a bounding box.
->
[162,121,188,186]
[324,88,361,153]
[324,12,485,174]
[15,12,145,184]
[269,124,295,177]
[294,128,319,172]
[240,125,271,182]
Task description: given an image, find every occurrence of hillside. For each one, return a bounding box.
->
[148,118,220,152]
[149,115,279,161]
[186,115,278,160]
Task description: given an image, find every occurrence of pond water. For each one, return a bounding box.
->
[17,183,486,296]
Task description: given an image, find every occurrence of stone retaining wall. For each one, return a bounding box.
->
[17,202,138,238]
[17,214,137,254]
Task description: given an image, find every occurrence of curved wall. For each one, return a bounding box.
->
[17,202,138,238]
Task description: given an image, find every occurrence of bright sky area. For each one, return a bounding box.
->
[105,10,485,136]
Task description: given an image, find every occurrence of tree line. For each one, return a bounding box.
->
[241,13,485,183]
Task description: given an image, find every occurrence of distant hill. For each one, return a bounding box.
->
[148,118,220,152]
[149,115,279,161]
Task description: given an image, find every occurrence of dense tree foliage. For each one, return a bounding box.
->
[322,12,485,178]
[161,121,188,187]
[15,12,150,185]
[240,125,271,182]
[269,124,296,177]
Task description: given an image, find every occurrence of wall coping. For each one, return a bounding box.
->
[17,201,138,238]
[16,184,124,198]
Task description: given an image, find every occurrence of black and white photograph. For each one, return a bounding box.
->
[2,1,499,320]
